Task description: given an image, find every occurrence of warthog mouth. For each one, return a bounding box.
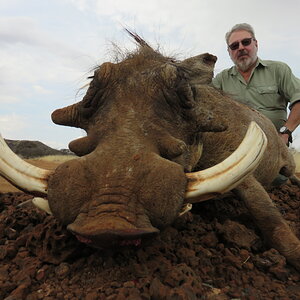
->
[70,227,159,248]
[65,199,161,248]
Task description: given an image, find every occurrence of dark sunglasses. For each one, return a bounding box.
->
[228,38,254,51]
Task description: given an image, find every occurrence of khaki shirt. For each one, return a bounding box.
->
[212,58,300,130]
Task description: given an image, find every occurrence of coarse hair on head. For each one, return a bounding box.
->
[225,23,256,44]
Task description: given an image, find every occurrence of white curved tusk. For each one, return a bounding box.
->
[32,197,52,214]
[185,121,267,202]
[0,134,53,195]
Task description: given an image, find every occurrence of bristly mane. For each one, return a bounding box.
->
[123,28,177,66]
[124,28,152,49]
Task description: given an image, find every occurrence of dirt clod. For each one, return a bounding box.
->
[0,181,300,299]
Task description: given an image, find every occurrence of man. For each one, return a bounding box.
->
[212,23,300,146]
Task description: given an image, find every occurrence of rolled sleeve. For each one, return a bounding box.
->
[278,63,300,107]
[212,74,222,89]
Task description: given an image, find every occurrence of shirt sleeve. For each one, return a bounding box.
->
[277,62,300,108]
[212,72,222,89]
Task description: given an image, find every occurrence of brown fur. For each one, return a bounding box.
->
[194,85,300,268]
[48,38,300,269]
[196,86,295,186]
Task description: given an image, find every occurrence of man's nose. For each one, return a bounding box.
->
[238,42,246,50]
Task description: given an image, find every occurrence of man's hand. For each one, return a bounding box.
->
[279,133,290,146]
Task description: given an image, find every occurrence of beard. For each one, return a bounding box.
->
[236,57,253,72]
[233,50,257,72]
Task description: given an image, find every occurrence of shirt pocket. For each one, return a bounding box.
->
[256,85,278,94]
[254,85,283,109]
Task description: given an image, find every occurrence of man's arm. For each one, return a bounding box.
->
[211,73,222,89]
[280,101,300,145]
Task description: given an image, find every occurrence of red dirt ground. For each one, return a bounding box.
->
[0,179,300,299]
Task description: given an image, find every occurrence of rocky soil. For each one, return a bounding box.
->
[0,182,300,300]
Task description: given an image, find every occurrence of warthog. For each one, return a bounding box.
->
[0,34,299,270]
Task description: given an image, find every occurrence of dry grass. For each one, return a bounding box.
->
[292,150,300,173]
[0,155,76,193]
[29,154,76,167]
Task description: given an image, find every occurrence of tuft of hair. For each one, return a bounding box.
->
[109,29,177,66]
[124,28,151,49]
[87,30,177,82]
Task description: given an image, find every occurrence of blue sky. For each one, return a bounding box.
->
[1,0,300,150]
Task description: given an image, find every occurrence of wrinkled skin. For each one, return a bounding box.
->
[48,39,300,270]
[49,47,226,246]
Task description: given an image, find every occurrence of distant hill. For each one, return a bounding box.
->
[5,139,75,159]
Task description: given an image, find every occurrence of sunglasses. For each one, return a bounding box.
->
[228,38,254,51]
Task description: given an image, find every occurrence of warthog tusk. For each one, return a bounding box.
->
[185,121,267,202]
[17,197,52,215]
[0,134,53,195]
[32,197,52,214]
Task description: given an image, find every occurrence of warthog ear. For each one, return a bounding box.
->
[159,62,227,132]
[181,53,217,68]
[179,53,217,84]
[172,81,227,133]
[199,53,217,67]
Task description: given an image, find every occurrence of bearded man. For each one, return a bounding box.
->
[212,23,300,146]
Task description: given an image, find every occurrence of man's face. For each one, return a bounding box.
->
[227,30,258,72]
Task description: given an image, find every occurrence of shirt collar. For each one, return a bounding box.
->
[230,57,266,76]
[257,58,267,67]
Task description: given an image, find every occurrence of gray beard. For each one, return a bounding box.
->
[236,57,253,72]
[235,54,258,72]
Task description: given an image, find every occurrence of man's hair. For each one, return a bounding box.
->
[225,23,256,44]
